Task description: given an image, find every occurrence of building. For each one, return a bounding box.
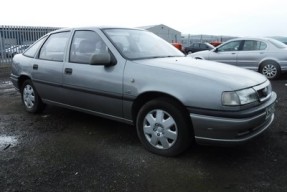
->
[139,24,181,43]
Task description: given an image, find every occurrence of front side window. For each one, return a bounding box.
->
[217,41,241,52]
[39,32,70,62]
[23,36,47,58]
[69,30,108,64]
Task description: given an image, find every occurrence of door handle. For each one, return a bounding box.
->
[231,52,236,55]
[33,64,38,70]
[65,68,73,74]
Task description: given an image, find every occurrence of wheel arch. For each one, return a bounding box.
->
[258,59,281,71]
[18,75,31,92]
[131,91,191,126]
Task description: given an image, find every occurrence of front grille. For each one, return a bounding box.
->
[253,81,272,102]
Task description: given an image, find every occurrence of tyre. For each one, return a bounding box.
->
[136,98,192,156]
[260,62,281,80]
[21,79,45,113]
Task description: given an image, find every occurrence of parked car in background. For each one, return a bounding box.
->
[11,27,276,156]
[184,42,214,54]
[188,37,287,79]
[5,44,30,58]
[210,41,222,47]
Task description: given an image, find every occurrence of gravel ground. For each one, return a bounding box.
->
[0,73,287,192]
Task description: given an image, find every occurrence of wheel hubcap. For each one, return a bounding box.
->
[262,64,277,78]
[143,109,177,149]
[23,85,35,109]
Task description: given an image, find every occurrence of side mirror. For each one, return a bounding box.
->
[90,52,116,66]
[214,48,218,53]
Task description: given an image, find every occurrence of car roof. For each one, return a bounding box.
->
[229,37,275,42]
[51,26,144,34]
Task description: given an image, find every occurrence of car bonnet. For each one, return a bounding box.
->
[132,57,267,91]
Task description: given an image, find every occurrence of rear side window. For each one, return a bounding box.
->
[23,37,47,58]
[259,42,267,50]
[39,32,70,62]
[242,40,267,51]
[200,44,208,49]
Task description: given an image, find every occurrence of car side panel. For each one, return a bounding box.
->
[207,51,238,65]
[62,61,125,118]
[236,50,266,70]
[31,59,65,103]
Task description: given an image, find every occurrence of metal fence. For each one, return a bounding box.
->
[0,25,59,77]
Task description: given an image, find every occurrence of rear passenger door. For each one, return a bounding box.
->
[236,40,267,70]
[31,31,70,103]
[62,30,124,118]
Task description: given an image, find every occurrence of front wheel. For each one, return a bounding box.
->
[21,79,45,113]
[136,98,192,156]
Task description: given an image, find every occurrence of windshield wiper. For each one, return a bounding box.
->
[147,55,182,59]
[131,55,184,60]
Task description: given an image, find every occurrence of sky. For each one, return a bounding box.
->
[1,0,287,37]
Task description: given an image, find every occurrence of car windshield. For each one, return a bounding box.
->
[268,38,287,49]
[103,28,184,60]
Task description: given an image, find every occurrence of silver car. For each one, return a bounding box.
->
[10,27,277,156]
[189,37,287,79]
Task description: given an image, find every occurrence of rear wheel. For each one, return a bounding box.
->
[21,79,45,113]
[136,98,192,156]
[260,62,281,79]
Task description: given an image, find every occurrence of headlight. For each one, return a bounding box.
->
[222,88,258,106]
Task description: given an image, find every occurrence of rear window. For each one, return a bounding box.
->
[268,39,287,49]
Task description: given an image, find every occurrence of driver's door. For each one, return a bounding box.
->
[208,40,242,66]
[62,30,125,117]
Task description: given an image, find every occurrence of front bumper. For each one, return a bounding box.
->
[189,92,277,145]
[10,73,20,90]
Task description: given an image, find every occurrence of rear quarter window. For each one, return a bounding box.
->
[23,36,47,58]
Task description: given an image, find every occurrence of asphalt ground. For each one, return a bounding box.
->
[0,73,287,192]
